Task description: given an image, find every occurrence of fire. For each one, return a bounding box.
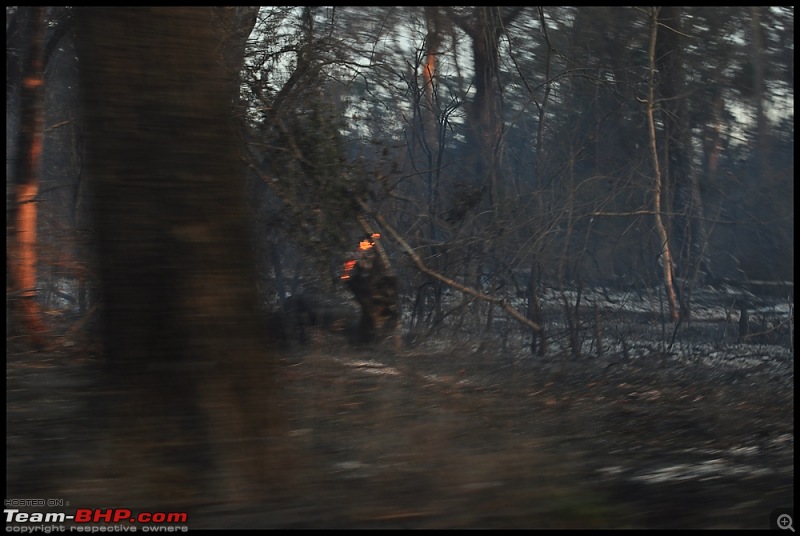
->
[341,260,357,280]
[359,233,381,251]
[341,234,381,280]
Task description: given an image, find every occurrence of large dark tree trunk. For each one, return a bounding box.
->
[74,7,279,508]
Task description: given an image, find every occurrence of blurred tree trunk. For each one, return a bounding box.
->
[451,7,522,222]
[411,7,447,337]
[421,5,444,239]
[749,6,770,184]
[527,261,546,356]
[74,7,279,508]
[9,6,48,345]
[646,7,680,322]
[527,7,552,357]
[656,7,711,302]
[211,6,259,123]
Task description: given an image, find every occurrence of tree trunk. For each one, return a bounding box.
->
[344,224,399,345]
[656,6,710,298]
[422,6,443,243]
[9,6,48,345]
[461,8,503,217]
[452,8,521,222]
[749,7,770,184]
[646,7,680,322]
[74,7,279,508]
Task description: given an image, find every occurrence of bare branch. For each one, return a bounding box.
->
[361,200,542,333]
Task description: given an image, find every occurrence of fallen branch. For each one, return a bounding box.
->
[360,200,541,333]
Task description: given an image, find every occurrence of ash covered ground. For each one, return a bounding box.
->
[6,283,794,528]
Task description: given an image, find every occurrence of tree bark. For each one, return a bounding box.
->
[9,6,48,345]
[656,6,710,295]
[74,7,279,508]
[451,7,522,221]
[647,7,680,322]
[749,6,770,184]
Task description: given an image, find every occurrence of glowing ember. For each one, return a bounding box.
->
[341,259,357,280]
[342,234,381,280]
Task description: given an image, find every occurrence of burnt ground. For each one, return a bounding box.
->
[6,291,794,529]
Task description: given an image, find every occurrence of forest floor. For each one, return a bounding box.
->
[6,285,794,529]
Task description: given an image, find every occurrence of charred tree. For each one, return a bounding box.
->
[8,6,48,345]
[342,233,399,344]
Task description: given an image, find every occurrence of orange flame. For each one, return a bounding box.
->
[342,234,380,279]
[341,259,357,280]
[359,234,380,250]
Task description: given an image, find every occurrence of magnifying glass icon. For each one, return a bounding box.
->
[778,514,795,532]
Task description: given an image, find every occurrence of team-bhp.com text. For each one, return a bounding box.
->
[5,509,188,533]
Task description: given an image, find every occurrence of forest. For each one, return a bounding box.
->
[6,6,794,529]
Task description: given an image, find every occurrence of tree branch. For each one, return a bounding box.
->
[360,199,542,333]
